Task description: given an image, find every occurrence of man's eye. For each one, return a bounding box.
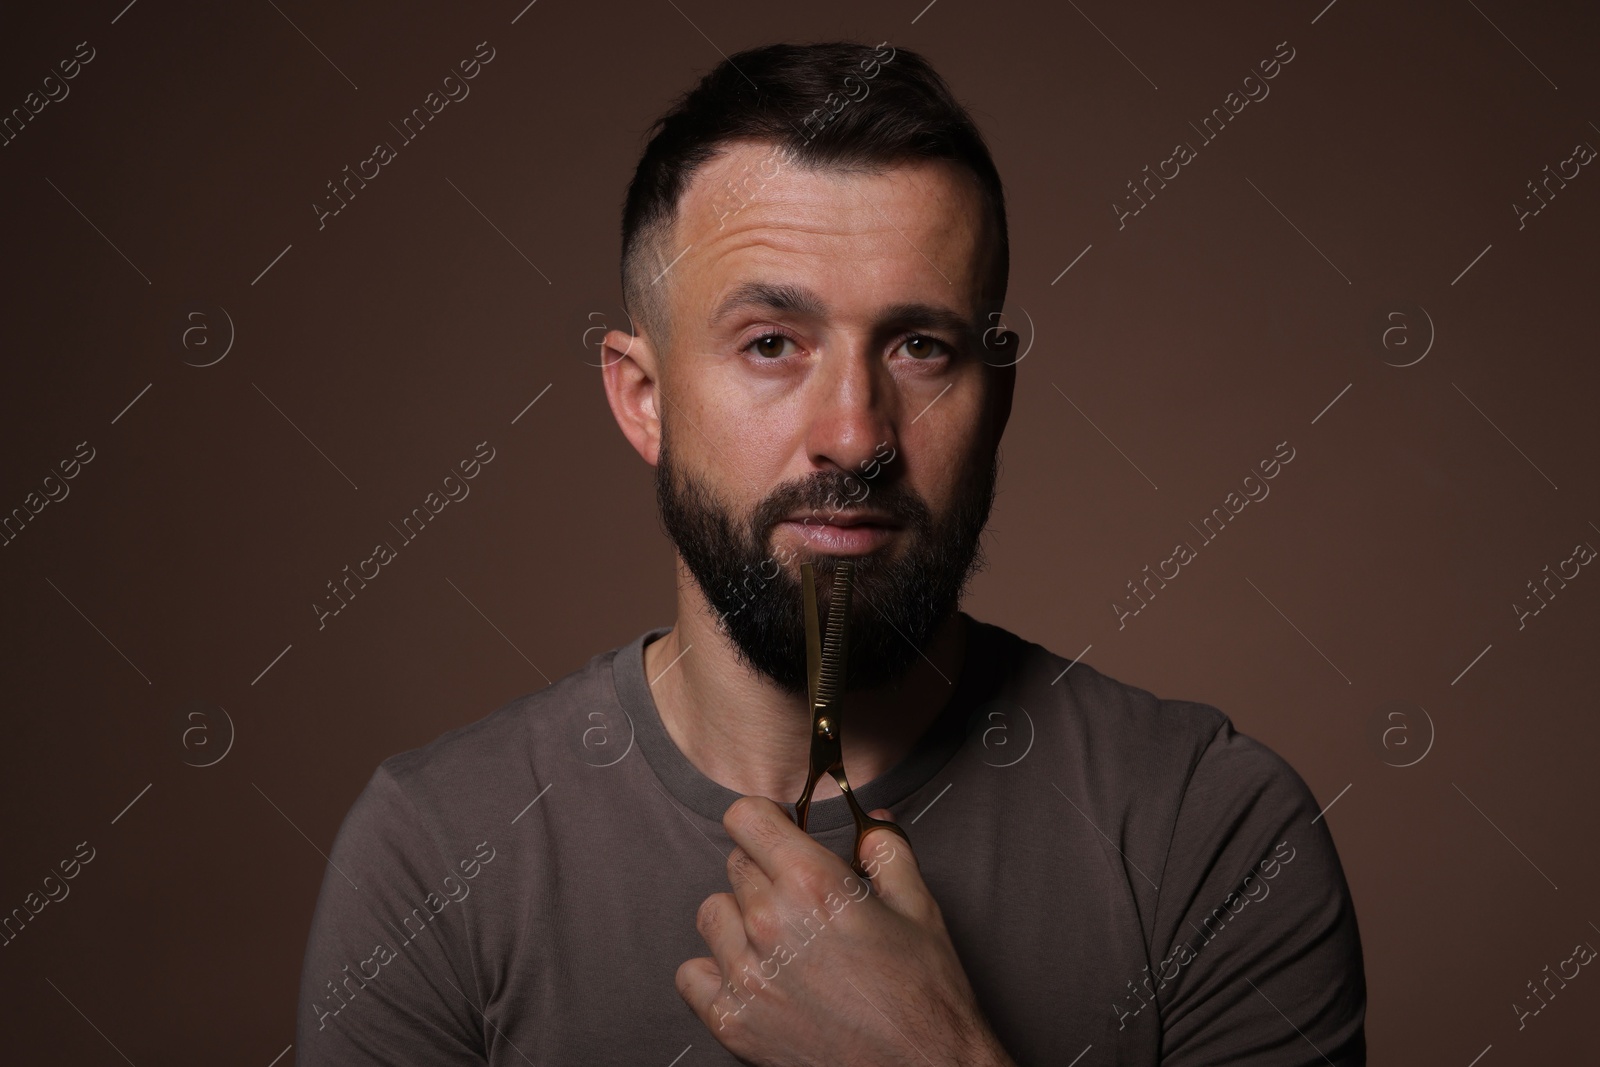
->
[745,333,797,359]
[896,334,948,360]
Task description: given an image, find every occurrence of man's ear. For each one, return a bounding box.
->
[988,329,1018,446]
[600,327,662,466]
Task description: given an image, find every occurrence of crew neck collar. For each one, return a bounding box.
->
[611,612,1001,830]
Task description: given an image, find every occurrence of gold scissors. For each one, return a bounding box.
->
[793,558,911,880]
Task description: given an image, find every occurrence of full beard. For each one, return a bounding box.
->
[654,429,998,697]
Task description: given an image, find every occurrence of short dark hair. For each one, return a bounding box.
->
[619,40,1009,352]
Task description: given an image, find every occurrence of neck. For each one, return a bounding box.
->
[643,557,968,806]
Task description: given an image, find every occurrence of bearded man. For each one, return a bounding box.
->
[296,39,1366,1067]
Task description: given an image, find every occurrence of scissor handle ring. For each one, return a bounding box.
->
[840,781,911,882]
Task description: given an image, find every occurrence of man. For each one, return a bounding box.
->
[296,40,1366,1065]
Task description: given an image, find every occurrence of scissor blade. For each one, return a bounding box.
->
[802,561,822,709]
[814,560,853,712]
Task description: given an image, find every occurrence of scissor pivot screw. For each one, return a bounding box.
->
[816,717,836,740]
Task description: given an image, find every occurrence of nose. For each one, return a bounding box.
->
[802,343,899,488]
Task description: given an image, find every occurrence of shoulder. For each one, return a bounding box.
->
[967,614,1237,795]
[354,636,635,836]
[963,616,1332,885]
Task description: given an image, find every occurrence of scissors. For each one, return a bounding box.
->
[792,558,911,880]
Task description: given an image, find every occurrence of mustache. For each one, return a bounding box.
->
[749,469,928,538]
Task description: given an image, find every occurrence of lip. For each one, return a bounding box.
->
[782,510,898,528]
[775,518,898,555]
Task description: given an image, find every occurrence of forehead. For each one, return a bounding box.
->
[669,140,992,328]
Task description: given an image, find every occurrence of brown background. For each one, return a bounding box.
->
[2,0,1597,1062]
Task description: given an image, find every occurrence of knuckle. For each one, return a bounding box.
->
[746,903,786,945]
[726,846,758,887]
[696,894,724,937]
[673,960,699,1001]
[727,795,770,832]
[790,862,836,902]
[737,807,786,851]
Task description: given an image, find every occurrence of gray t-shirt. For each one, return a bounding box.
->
[295,613,1365,1065]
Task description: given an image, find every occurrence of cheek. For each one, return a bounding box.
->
[682,369,786,453]
[906,392,990,507]
[700,402,801,488]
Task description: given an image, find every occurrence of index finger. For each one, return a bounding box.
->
[723,795,837,884]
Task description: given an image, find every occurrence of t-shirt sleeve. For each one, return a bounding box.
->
[295,765,488,1066]
[1151,717,1367,1066]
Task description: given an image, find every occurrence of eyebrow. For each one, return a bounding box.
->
[707,281,976,339]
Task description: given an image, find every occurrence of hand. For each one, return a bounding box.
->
[676,795,1014,1067]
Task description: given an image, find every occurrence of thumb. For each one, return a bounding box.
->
[860,809,932,918]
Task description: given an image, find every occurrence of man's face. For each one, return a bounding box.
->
[636,140,1012,695]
